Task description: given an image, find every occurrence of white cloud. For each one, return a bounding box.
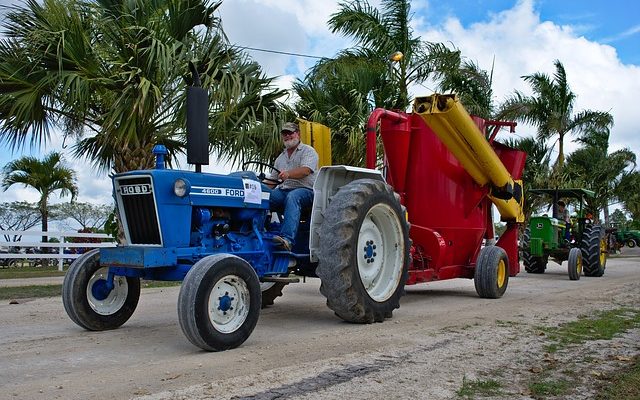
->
[415,0,640,158]
[2,0,639,207]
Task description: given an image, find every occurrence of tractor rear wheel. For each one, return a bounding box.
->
[522,227,547,274]
[567,247,582,281]
[260,282,287,308]
[317,179,410,323]
[62,249,140,331]
[178,254,261,351]
[581,225,606,277]
[474,245,509,298]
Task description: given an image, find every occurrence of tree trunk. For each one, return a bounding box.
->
[603,203,610,227]
[40,196,49,267]
[557,132,565,170]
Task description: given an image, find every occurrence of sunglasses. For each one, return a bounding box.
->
[281,131,297,136]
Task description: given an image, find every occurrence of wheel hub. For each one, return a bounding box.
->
[363,240,377,263]
[209,275,250,333]
[91,279,112,301]
[217,292,234,314]
[86,268,129,316]
[497,260,506,288]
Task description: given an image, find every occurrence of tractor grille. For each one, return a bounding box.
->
[116,176,162,245]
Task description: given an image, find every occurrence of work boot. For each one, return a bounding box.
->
[272,235,292,251]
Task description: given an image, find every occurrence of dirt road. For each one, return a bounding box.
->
[2,253,639,400]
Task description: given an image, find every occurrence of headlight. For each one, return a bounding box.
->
[174,179,190,197]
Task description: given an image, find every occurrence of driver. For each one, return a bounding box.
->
[556,200,571,241]
[268,122,319,251]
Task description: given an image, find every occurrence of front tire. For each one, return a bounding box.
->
[317,179,410,323]
[178,254,261,351]
[626,239,636,248]
[582,226,607,277]
[62,249,140,330]
[474,246,509,298]
[522,227,547,274]
[567,247,582,281]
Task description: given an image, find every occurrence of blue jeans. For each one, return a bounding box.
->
[269,187,314,244]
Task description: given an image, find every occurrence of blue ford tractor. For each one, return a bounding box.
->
[62,74,410,351]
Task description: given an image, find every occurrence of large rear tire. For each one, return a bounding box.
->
[62,249,140,331]
[474,246,509,298]
[178,254,261,351]
[522,227,547,274]
[567,247,582,281]
[317,179,410,323]
[582,225,606,277]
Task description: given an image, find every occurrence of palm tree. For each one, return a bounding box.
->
[565,129,636,225]
[616,171,640,224]
[504,136,552,221]
[294,0,452,165]
[0,0,287,174]
[500,60,613,172]
[1,152,78,245]
[327,0,441,110]
[293,54,383,166]
[431,50,495,120]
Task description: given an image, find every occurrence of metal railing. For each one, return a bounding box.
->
[0,230,116,271]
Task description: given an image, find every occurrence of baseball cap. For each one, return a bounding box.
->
[281,122,299,133]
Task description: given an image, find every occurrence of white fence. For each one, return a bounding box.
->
[0,230,117,271]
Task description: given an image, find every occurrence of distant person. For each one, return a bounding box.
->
[556,201,571,240]
[268,122,319,251]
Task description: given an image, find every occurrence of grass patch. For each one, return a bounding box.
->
[597,356,640,400]
[0,284,62,300]
[529,378,570,397]
[456,376,503,398]
[540,308,640,352]
[0,265,66,279]
[0,281,181,300]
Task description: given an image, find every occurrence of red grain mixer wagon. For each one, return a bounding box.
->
[367,94,526,298]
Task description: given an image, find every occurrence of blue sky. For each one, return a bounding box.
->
[423,0,640,64]
[1,0,639,210]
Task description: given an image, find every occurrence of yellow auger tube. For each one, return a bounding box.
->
[489,181,525,222]
[414,94,523,222]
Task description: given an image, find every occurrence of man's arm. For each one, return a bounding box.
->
[278,166,312,181]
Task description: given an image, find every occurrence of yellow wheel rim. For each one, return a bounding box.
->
[497,260,506,288]
[599,238,607,266]
[577,253,582,274]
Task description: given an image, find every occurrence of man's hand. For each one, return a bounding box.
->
[278,167,312,181]
[278,170,291,180]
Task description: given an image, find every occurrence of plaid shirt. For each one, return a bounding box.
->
[271,143,319,190]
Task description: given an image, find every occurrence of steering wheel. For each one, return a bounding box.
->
[242,161,283,185]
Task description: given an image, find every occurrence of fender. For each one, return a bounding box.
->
[309,165,385,262]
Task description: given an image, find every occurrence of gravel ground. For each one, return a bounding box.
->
[1,251,639,400]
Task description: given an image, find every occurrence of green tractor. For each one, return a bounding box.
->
[522,188,607,280]
[614,229,640,249]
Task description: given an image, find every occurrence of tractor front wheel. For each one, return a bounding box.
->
[582,226,607,277]
[62,249,140,331]
[317,179,410,323]
[626,239,637,248]
[522,227,547,274]
[474,245,509,298]
[178,254,261,351]
[567,247,582,281]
